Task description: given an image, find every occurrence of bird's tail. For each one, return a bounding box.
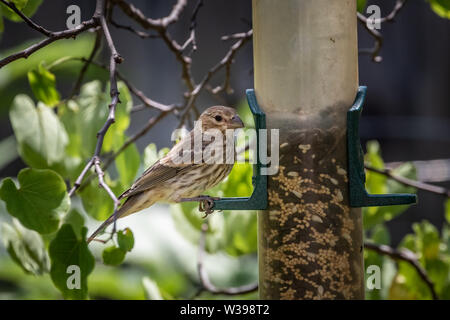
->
[87,205,127,244]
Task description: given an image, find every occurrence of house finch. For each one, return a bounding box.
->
[87,106,244,243]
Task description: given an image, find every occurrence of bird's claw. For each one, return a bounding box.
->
[199,198,215,218]
[180,195,220,218]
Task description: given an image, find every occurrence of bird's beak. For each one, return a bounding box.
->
[230,115,244,128]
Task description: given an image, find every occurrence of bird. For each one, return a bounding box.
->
[87,106,244,243]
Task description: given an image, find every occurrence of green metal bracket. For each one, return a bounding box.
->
[347,86,417,207]
[211,89,268,211]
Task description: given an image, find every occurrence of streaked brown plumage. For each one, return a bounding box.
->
[87,106,244,243]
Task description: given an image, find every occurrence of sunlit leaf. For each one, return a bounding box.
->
[117,228,134,252]
[428,0,450,19]
[10,0,29,10]
[1,219,50,275]
[73,81,109,157]
[2,0,42,22]
[102,81,133,152]
[0,168,70,234]
[143,143,169,168]
[363,141,417,229]
[9,95,68,169]
[102,246,126,266]
[27,62,60,107]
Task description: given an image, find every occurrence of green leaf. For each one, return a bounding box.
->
[412,221,440,261]
[10,0,28,10]
[428,0,450,19]
[143,143,170,168]
[2,0,42,22]
[223,211,257,256]
[49,225,95,300]
[73,81,109,157]
[79,178,115,221]
[0,168,70,234]
[65,81,132,159]
[395,220,449,298]
[1,219,50,275]
[102,246,126,266]
[62,209,85,239]
[117,228,134,252]
[9,94,68,169]
[27,62,60,107]
[371,223,391,245]
[115,135,140,188]
[364,140,386,195]
[363,141,417,229]
[143,143,158,168]
[357,0,367,13]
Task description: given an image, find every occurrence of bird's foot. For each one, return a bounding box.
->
[179,195,220,218]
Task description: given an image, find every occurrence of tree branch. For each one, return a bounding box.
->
[0,19,98,68]
[364,242,438,300]
[69,0,123,201]
[358,0,409,62]
[179,29,253,126]
[365,165,450,197]
[0,0,52,36]
[180,0,204,53]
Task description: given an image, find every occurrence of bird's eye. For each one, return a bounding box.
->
[214,115,222,122]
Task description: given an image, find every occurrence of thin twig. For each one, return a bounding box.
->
[0,0,104,69]
[181,0,204,53]
[112,0,197,110]
[70,29,103,97]
[69,0,123,200]
[75,58,176,112]
[364,242,438,300]
[358,0,408,62]
[179,29,253,126]
[108,3,158,39]
[102,111,171,170]
[0,0,52,36]
[365,165,450,197]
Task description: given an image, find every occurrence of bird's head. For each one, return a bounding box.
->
[196,106,244,132]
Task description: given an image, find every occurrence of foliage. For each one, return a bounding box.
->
[49,225,94,299]
[363,141,417,229]
[0,168,70,234]
[0,0,42,34]
[427,0,450,18]
[0,0,448,300]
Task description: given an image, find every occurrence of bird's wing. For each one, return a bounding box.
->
[118,159,197,199]
[118,131,203,200]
